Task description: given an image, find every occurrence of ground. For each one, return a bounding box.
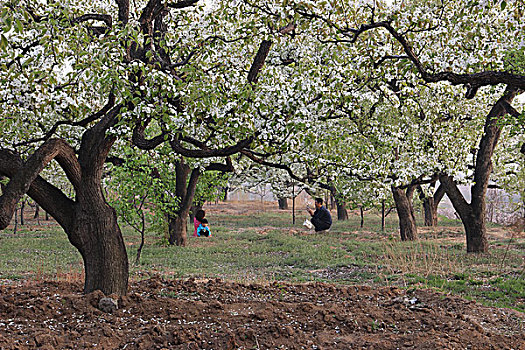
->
[0,277,523,350]
[1,201,524,349]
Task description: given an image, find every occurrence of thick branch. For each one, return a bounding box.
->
[15,92,116,147]
[132,119,167,150]
[434,182,446,204]
[0,139,80,229]
[169,136,254,158]
[115,0,130,24]
[246,23,295,84]
[180,168,200,214]
[319,19,525,97]
[205,158,234,173]
[471,87,520,205]
[139,0,163,35]
[439,174,471,221]
[247,40,273,84]
[167,0,199,9]
[72,14,113,27]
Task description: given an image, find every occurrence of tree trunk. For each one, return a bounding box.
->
[74,205,129,295]
[335,199,348,221]
[463,214,488,253]
[13,205,18,234]
[75,126,129,295]
[0,134,130,296]
[223,186,228,201]
[422,198,438,227]
[439,88,520,253]
[392,186,418,241]
[168,214,188,246]
[278,198,289,210]
[440,175,489,253]
[135,212,146,266]
[329,185,348,221]
[34,203,40,219]
[330,194,336,212]
[418,183,445,227]
[20,200,25,226]
[168,161,200,246]
[359,206,364,228]
[381,201,385,232]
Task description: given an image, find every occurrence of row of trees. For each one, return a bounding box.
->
[0,0,523,295]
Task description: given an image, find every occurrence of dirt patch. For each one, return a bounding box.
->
[0,277,523,349]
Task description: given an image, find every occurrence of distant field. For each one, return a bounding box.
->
[1,200,523,311]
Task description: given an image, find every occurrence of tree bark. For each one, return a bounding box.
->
[169,214,188,246]
[440,175,489,253]
[168,160,200,246]
[75,204,129,295]
[392,186,418,241]
[336,199,348,221]
[76,114,129,295]
[381,201,385,232]
[329,185,348,221]
[439,88,520,253]
[20,200,25,226]
[278,198,289,210]
[34,203,40,219]
[422,198,438,227]
[13,205,18,234]
[418,183,445,227]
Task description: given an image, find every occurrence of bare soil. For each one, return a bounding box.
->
[0,277,523,350]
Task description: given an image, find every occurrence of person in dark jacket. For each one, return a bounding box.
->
[307,198,332,232]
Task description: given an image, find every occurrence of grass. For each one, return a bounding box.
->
[1,202,524,312]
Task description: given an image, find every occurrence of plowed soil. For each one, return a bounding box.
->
[0,277,523,349]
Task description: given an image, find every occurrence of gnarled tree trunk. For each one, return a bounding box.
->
[75,205,128,295]
[392,185,417,241]
[440,88,520,253]
[0,131,130,296]
[440,175,490,253]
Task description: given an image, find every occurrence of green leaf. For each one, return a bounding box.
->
[15,18,23,33]
[0,34,7,51]
[501,1,506,10]
[3,16,12,32]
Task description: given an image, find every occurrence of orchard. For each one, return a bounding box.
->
[0,0,523,348]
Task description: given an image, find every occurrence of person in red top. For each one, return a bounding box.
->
[193,209,205,237]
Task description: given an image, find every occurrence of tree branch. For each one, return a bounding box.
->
[72,14,113,27]
[15,92,116,147]
[313,18,525,98]
[132,118,168,150]
[167,0,199,9]
[169,135,254,158]
[247,40,273,84]
[0,139,80,229]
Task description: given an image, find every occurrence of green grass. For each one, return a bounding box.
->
[1,205,523,312]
